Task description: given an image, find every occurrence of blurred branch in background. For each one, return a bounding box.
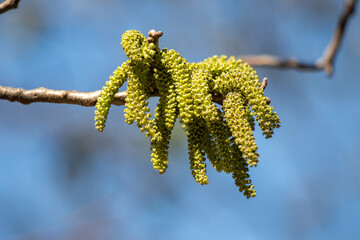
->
[0,0,358,106]
[0,0,20,14]
[240,0,357,76]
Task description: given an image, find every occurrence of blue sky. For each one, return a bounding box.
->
[1,0,360,239]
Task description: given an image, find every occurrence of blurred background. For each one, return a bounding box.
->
[1,0,360,239]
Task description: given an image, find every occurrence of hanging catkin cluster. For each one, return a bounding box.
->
[94,30,281,198]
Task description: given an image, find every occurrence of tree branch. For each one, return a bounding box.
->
[0,78,272,107]
[240,0,358,76]
[0,0,20,14]
[0,86,130,106]
[0,85,225,106]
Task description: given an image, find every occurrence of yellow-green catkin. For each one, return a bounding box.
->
[213,65,281,139]
[124,67,156,138]
[190,68,218,122]
[94,61,130,132]
[155,51,179,131]
[229,137,256,198]
[205,109,233,173]
[149,54,178,173]
[201,120,219,169]
[223,92,259,167]
[94,30,281,197]
[160,49,194,125]
[121,30,157,66]
[187,119,209,185]
[122,30,158,139]
[150,108,170,174]
[150,111,170,174]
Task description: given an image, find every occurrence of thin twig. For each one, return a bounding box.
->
[260,77,268,90]
[0,0,20,14]
[240,0,357,76]
[259,77,271,104]
[240,55,322,70]
[320,0,357,75]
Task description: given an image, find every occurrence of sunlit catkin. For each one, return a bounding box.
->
[94,29,281,197]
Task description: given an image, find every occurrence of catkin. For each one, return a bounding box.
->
[94,30,281,197]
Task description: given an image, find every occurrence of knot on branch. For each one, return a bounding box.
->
[147,29,163,49]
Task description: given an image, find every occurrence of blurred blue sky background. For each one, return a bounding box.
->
[1,0,360,239]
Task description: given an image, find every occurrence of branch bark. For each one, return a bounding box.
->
[0,0,20,14]
[0,86,129,106]
[240,0,357,76]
